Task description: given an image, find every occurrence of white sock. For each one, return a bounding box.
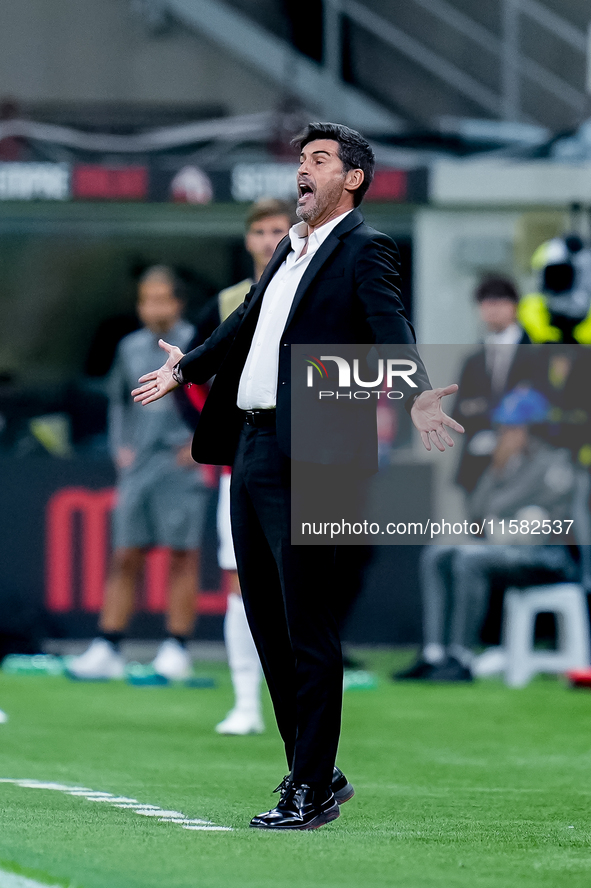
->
[224,593,262,715]
[423,643,445,665]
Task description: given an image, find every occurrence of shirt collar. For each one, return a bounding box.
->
[485,322,522,345]
[288,209,353,255]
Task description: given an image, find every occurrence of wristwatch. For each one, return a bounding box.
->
[172,362,185,386]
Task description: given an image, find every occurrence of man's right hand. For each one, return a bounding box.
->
[131,340,185,405]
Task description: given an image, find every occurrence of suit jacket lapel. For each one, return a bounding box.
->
[284,209,364,330]
[241,237,292,321]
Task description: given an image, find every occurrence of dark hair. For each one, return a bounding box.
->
[138,265,185,301]
[293,122,375,206]
[245,198,295,231]
[475,276,520,304]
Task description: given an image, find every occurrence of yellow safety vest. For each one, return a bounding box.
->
[517,293,591,344]
[218,278,253,323]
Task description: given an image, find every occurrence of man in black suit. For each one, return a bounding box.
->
[454,276,534,494]
[133,122,462,830]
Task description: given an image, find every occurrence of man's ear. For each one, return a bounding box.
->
[345,168,364,197]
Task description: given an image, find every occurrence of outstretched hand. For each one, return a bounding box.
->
[410,384,465,452]
[131,340,185,405]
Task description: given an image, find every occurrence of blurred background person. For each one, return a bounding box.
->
[454,276,535,494]
[535,346,591,472]
[396,386,578,682]
[194,199,294,343]
[182,198,293,733]
[68,266,206,681]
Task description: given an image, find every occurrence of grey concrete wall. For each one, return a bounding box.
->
[414,208,524,345]
[0,0,278,114]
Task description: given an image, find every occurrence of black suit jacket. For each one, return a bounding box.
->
[453,332,537,492]
[178,209,429,469]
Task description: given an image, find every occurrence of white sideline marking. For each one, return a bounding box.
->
[0,868,62,888]
[0,779,232,831]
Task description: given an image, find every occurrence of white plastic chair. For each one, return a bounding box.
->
[502,469,591,687]
[503,583,590,687]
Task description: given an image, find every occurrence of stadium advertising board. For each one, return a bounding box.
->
[0,162,70,200]
[0,161,428,203]
[0,457,227,647]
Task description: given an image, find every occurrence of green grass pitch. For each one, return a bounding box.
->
[1,649,591,888]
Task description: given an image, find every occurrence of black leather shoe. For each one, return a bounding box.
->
[274,767,354,806]
[393,657,436,680]
[250,783,340,830]
[428,656,473,683]
[331,766,355,804]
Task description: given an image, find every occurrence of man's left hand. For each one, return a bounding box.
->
[411,384,465,452]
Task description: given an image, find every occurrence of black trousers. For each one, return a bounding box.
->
[230,423,343,788]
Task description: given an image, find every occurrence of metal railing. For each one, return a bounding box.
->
[329,0,589,125]
[157,0,403,132]
[141,0,590,130]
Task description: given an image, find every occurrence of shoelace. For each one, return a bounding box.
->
[273,775,292,796]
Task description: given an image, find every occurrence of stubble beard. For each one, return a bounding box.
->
[296,200,316,223]
[296,178,345,225]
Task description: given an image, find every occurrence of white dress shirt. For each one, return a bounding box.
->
[237,210,353,410]
[484,321,523,395]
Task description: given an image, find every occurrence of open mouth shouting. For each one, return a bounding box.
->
[297,178,315,209]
